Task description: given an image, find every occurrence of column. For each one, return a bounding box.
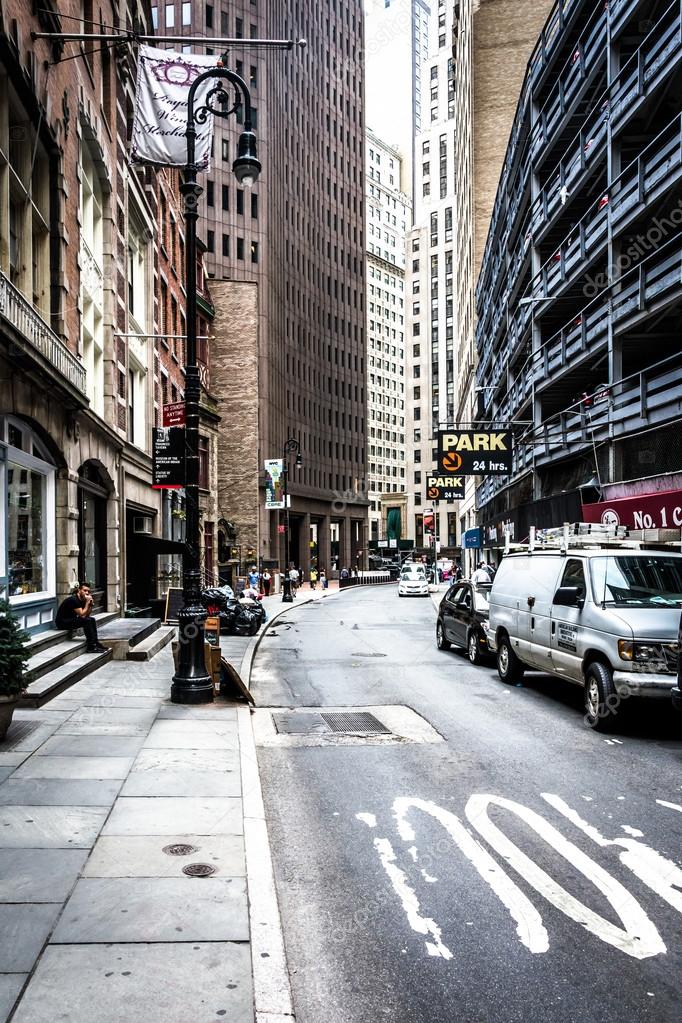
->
[318,515,331,577]
[341,516,352,572]
[297,512,311,575]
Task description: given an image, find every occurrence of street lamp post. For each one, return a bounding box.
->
[172,59,261,704]
[281,438,302,603]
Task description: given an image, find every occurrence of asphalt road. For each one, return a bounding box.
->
[252,585,682,1023]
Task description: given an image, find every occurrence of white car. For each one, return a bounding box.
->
[398,566,429,597]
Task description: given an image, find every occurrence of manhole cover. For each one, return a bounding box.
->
[182,863,216,877]
[163,844,198,857]
[1,720,42,750]
[272,712,330,734]
[321,712,390,733]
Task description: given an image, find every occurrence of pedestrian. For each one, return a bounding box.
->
[484,561,496,582]
[248,566,259,589]
[262,569,271,597]
[309,567,318,589]
[320,568,328,589]
[340,567,349,580]
[471,561,491,585]
[55,582,106,653]
[289,565,300,595]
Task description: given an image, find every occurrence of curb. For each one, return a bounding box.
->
[238,593,335,1023]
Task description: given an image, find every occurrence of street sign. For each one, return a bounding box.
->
[162,401,186,427]
[152,427,186,489]
[437,430,513,476]
[426,475,465,501]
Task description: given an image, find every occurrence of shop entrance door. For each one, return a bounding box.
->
[77,463,109,612]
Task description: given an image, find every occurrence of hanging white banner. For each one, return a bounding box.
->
[131,46,220,169]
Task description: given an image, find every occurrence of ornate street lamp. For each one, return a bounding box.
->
[281,438,302,603]
[172,59,261,704]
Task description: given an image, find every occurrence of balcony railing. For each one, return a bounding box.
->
[528,112,682,305]
[529,3,608,165]
[479,231,682,424]
[530,1,682,243]
[476,351,682,510]
[0,269,86,395]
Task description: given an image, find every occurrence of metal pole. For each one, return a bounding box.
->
[171,77,214,704]
[281,454,293,602]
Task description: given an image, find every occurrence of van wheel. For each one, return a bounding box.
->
[468,631,482,665]
[497,635,524,683]
[584,662,619,731]
[436,621,451,651]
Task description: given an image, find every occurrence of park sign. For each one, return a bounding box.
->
[426,475,465,501]
[437,430,513,476]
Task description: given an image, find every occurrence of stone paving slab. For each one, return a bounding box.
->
[80,695,164,709]
[11,757,134,780]
[83,833,245,878]
[0,779,122,807]
[103,796,243,836]
[142,722,239,751]
[53,877,249,943]
[0,975,26,1022]
[0,904,62,971]
[0,849,88,903]
[0,767,15,783]
[157,704,239,721]
[36,735,145,758]
[0,806,108,848]
[121,762,241,798]
[10,943,253,1023]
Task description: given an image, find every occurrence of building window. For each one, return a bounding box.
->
[198,436,209,489]
[182,2,191,26]
[236,189,244,215]
[251,241,259,263]
[237,237,244,260]
[165,4,174,28]
[206,4,213,28]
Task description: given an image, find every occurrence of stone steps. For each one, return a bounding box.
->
[126,626,176,661]
[20,649,113,708]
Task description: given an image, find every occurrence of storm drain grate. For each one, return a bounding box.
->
[182,863,216,877]
[321,712,390,733]
[163,843,198,857]
[1,720,42,750]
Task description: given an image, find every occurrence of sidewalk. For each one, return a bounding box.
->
[0,585,340,1023]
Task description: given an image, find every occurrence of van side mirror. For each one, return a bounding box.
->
[553,586,584,610]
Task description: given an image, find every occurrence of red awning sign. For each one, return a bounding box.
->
[582,489,682,530]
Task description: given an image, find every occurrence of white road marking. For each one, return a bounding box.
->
[468,794,665,960]
[421,870,437,883]
[543,793,682,919]
[621,826,644,838]
[393,797,549,955]
[656,800,682,814]
[407,846,419,862]
[355,812,377,828]
[370,834,453,960]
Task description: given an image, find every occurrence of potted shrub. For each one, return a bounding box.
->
[0,599,29,740]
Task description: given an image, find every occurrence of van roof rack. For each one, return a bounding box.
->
[502,522,682,556]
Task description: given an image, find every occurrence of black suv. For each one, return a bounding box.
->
[436,581,491,665]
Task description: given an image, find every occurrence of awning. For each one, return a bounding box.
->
[129,534,186,555]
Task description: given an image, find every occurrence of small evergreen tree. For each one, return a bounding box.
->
[0,599,29,698]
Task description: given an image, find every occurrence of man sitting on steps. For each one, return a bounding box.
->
[55,582,106,653]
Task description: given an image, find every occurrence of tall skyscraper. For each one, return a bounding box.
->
[364,0,431,197]
[159,0,368,578]
[365,130,411,541]
[406,0,554,557]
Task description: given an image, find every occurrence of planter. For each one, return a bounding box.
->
[0,695,20,742]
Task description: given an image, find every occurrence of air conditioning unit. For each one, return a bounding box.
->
[133,515,153,535]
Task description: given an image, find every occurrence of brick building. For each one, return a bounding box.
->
[0,1,218,633]
[166,0,369,580]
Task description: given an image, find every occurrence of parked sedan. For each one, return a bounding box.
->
[436,581,491,664]
[398,565,429,597]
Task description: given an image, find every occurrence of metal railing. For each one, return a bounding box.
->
[476,351,682,509]
[0,269,86,394]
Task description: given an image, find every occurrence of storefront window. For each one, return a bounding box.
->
[7,463,45,595]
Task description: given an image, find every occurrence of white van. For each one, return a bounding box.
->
[487,549,682,730]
